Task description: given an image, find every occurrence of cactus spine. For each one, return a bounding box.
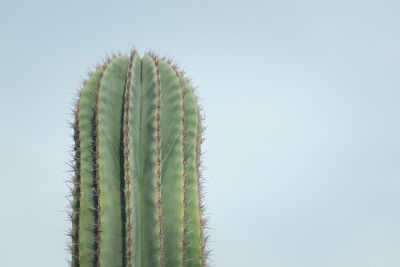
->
[70,51,207,267]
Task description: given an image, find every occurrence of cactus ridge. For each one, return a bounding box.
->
[93,57,112,267]
[79,65,106,266]
[72,107,81,266]
[69,50,208,267]
[123,50,136,267]
[152,55,166,267]
[175,70,187,267]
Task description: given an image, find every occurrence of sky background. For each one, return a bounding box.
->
[1,0,400,266]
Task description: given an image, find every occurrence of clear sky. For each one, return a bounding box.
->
[1,0,400,266]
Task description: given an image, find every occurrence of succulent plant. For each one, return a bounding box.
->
[68,50,207,267]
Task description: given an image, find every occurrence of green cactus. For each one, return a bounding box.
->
[69,50,207,267]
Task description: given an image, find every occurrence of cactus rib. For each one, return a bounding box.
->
[71,107,81,266]
[152,56,165,267]
[123,51,136,267]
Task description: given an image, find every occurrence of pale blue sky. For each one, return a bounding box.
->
[1,0,400,266]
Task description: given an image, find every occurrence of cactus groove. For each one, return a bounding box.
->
[69,50,207,267]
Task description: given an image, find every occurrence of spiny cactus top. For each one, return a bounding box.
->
[69,50,207,267]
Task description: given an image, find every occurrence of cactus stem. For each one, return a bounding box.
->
[71,52,208,267]
[153,56,165,267]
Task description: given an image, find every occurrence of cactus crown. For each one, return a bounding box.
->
[68,50,208,267]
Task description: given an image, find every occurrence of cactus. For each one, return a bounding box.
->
[69,50,207,267]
